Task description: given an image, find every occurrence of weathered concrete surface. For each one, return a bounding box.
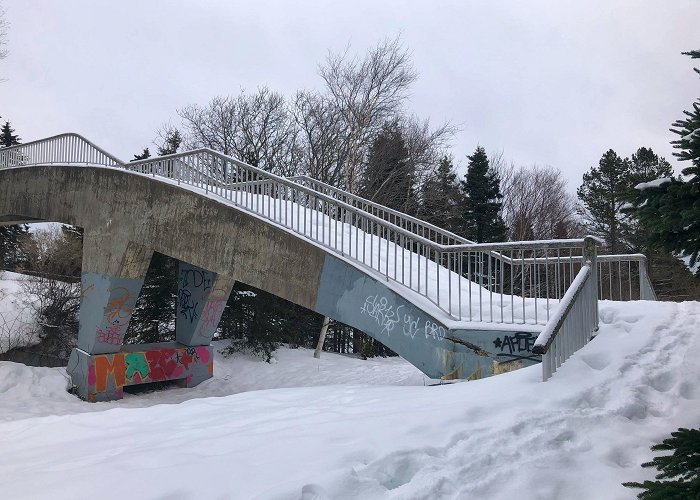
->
[1,165,538,382]
[176,262,235,346]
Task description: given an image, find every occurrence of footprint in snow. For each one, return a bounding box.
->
[299,484,328,500]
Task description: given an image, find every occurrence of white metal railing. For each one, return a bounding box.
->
[125,149,600,325]
[0,133,121,168]
[0,133,657,381]
[533,258,598,381]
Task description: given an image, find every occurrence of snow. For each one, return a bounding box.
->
[679,254,700,275]
[1,300,699,499]
[634,177,672,190]
[130,172,569,328]
[0,271,39,354]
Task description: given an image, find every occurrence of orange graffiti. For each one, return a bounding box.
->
[104,287,134,323]
[94,354,126,392]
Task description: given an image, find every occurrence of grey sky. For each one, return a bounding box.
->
[1,0,698,189]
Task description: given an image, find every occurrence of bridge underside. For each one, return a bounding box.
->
[1,165,538,400]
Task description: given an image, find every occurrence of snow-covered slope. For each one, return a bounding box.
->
[1,300,699,499]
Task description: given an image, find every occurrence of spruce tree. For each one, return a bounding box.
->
[629,50,700,265]
[157,129,182,156]
[459,146,507,242]
[624,427,700,499]
[577,149,632,253]
[132,147,151,161]
[360,121,416,214]
[0,120,20,147]
[419,155,466,234]
[125,252,177,344]
[0,118,27,269]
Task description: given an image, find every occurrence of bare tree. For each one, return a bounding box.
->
[401,115,456,190]
[319,36,418,192]
[178,87,302,177]
[293,90,351,185]
[0,3,8,62]
[498,164,582,241]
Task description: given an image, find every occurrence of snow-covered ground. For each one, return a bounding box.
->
[1,299,699,499]
[0,271,39,354]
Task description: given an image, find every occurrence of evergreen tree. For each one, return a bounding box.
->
[418,155,466,234]
[125,252,177,344]
[0,118,27,269]
[459,146,507,242]
[359,121,416,214]
[157,129,182,156]
[629,50,700,265]
[624,148,674,251]
[628,147,673,187]
[577,149,632,253]
[0,120,20,147]
[623,427,700,499]
[132,147,151,161]
[0,224,29,270]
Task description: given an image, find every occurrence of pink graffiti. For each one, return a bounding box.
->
[195,346,211,363]
[196,299,225,339]
[97,323,125,345]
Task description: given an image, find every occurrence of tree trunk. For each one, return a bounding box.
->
[313,316,331,358]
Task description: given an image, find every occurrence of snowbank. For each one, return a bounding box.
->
[0,300,699,499]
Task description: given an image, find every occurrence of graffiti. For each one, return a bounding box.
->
[180,268,212,291]
[94,354,126,393]
[125,353,149,383]
[90,345,214,395]
[195,299,226,340]
[403,314,420,339]
[424,320,446,341]
[146,348,185,381]
[360,295,403,335]
[96,323,125,345]
[178,288,199,323]
[104,287,135,323]
[493,332,540,362]
[360,294,447,341]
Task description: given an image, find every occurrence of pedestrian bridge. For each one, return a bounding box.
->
[0,134,656,400]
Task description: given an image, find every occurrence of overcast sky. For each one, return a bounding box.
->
[1,0,698,189]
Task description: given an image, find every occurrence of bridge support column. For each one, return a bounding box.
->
[176,261,235,346]
[68,239,154,401]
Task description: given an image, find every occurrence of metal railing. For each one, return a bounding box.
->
[0,133,121,168]
[0,134,655,339]
[125,149,603,325]
[533,260,598,380]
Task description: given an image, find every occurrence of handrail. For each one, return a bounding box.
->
[0,132,123,167]
[289,174,474,245]
[127,147,593,254]
[532,262,598,380]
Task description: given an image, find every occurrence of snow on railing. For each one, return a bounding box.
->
[126,148,601,325]
[533,239,599,380]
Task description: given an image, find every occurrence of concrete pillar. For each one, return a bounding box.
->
[76,240,153,354]
[176,261,235,346]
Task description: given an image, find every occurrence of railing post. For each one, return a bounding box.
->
[639,258,656,300]
[583,236,599,330]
